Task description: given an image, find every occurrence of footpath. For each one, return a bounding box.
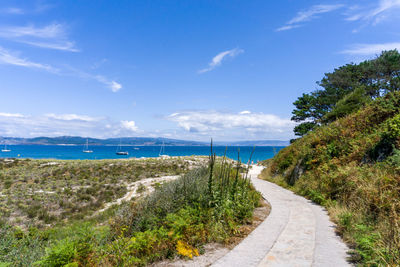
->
[212,165,351,267]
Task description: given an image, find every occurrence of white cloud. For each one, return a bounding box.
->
[288,5,343,24]
[341,42,400,55]
[0,112,140,138]
[0,24,63,39]
[110,81,122,92]
[167,110,295,139]
[0,10,121,92]
[346,0,400,24]
[21,40,78,52]
[121,120,138,132]
[277,4,344,31]
[0,23,78,52]
[0,46,58,72]
[198,48,244,73]
[45,113,102,122]
[0,112,25,118]
[276,24,302,32]
[277,1,400,33]
[0,48,122,92]
[94,75,122,92]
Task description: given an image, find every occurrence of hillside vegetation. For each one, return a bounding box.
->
[0,155,262,266]
[0,157,198,229]
[291,50,400,137]
[261,51,400,266]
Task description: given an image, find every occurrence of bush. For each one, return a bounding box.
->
[386,113,400,139]
[261,92,400,265]
[36,223,98,267]
[387,148,400,167]
[3,179,12,189]
[1,157,260,266]
[0,224,49,266]
[35,238,77,267]
[105,156,261,265]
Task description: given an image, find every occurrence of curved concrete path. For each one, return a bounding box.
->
[212,165,351,267]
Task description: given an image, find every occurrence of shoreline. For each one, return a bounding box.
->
[0,145,278,162]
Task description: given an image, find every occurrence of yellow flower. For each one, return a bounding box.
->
[176,240,199,259]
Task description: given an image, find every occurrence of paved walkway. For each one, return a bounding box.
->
[212,165,351,267]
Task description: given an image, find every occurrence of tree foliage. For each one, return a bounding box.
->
[292,50,400,136]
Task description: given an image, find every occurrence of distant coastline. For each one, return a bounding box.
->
[0,136,290,147]
[0,144,284,162]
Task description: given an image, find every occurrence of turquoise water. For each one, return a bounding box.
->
[0,145,284,163]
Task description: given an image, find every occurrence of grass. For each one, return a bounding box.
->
[260,92,400,266]
[101,151,261,265]
[0,157,205,229]
[0,153,262,266]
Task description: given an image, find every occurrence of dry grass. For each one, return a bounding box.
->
[0,156,206,228]
[260,92,400,266]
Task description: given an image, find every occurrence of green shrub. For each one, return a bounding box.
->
[387,148,400,167]
[386,113,400,139]
[277,154,293,172]
[3,180,12,189]
[36,223,99,267]
[353,224,380,264]
[305,189,326,205]
[1,157,260,266]
[13,227,25,239]
[35,238,77,267]
[104,227,171,266]
[337,211,353,234]
[0,224,49,266]
[261,92,400,266]
[106,157,261,265]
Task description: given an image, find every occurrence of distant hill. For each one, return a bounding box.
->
[0,136,204,146]
[0,136,289,146]
[215,140,289,146]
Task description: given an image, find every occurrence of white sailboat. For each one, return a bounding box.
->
[159,141,169,158]
[116,139,129,155]
[83,139,93,153]
[1,143,11,152]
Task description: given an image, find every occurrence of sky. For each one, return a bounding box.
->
[1,0,400,141]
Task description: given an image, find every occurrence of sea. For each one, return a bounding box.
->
[0,145,284,163]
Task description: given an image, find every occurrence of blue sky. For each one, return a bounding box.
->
[1,0,400,141]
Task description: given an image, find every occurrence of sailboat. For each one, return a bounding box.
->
[116,139,129,155]
[83,139,93,153]
[159,141,169,158]
[1,143,11,152]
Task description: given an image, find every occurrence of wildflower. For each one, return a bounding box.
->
[176,240,199,259]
